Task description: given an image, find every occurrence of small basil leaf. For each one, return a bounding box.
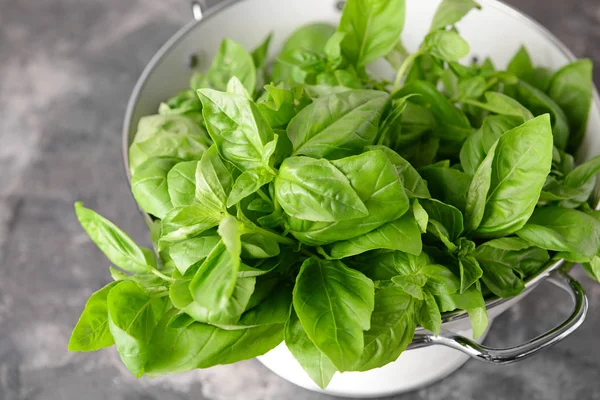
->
[430,0,481,31]
[167,160,198,207]
[131,157,180,219]
[417,291,441,335]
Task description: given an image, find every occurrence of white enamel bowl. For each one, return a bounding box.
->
[123,0,600,397]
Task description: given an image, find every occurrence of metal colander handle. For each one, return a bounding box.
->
[410,270,588,364]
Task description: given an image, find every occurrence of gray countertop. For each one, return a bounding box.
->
[1,0,600,399]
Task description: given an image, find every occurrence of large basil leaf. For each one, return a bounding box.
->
[430,0,481,31]
[198,88,275,171]
[352,286,416,371]
[275,156,368,222]
[293,258,374,371]
[395,80,472,142]
[287,150,408,245]
[474,239,549,298]
[547,59,593,153]
[475,115,553,237]
[190,216,242,310]
[420,166,471,212]
[159,205,222,248]
[145,312,284,375]
[328,212,422,258]
[195,146,234,213]
[167,160,198,207]
[464,142,496,232]
[69,282,118,352]
[129,115,211,176]
[201,38,256,94]
[287,90,389,159]
[516,207,600,257]
[131,157,179,219]
[338,0,406,66]
[368,145,430,198]
[107,281,166,377]
[75,202,152,274]
[285,310,337,389]
[514,80,570,150]
[168,234,221,275]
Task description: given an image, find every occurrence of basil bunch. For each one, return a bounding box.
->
[69,0,599,389]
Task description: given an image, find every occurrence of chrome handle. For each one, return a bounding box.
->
[191,0,205,21]
[410,270,588,364]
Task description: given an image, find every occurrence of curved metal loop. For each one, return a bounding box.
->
[410,270,588,364]
[191,1,205,21]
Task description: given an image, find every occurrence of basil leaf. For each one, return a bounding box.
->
[392,274,427,300]
[190,216,242,309]
[516,207,600,257]
[293,258,374,371]
[412,199,429,233]
[468,305,489,339]
[465,142,496,232]
[198,88,275,171]
[464,92,533,121]
[202,39,256,94]
[287,90,389,159]
[241,233,280,259]
[417,291,441,335]
[514,80,570,150]
[145,313,283,375]
[129,115,211,176]
[285,310,337,389]
[352,286,416,371]
[227,168,275,208]
[422,264,460,295]
[75,202,151,274]
[167,160,198,207]
[419,198,464,241]
[287,150,408,244]
[548,59,593,152]
[338,0,406,66]
[475,115,553,237]
[328,212,422,258]
[131,157,179,219]
[275,156,368,222]
[195,146,234,213]
[582,256,600,282]
[458,255,483,293]
[420,166,471,212]
[159,205,222,248]
[368,145,430,198]
[507,46,534,79]
[107,281,166,377]
[421,30,470,62]
[69,282,119,352]
[168,234,221,275]
[430,0,481,31]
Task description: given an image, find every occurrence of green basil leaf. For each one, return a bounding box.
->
[458,255,483,293]
[195,146,234,213]
[582,256,600,282]
[468,306,489,339]
[285,310,337,389]
[328,212,422,258]
[516,206,600,257]
[422,30,470,62]
[464,92,533,121]
[198,88,275,171]
[419,166,471,212]
[275,156,368,222]
[293,258,374,371]
[287,150,409,245]
[451,286,485,309]
[74,202,151,273]
[131,157,179,219]
[69,282,119,352]
[145,313,283,375]
[465,142,497,232]
[203,39,256,94]
[368,145,430,198]
[352,286,416,371]
[168,234,221,275]
[417,290,441,335]
[190,216,242,309]
[167,160,198,207]
[430,0,481,31]
[419,198,464,241]
[514,80,570,150]
[507,46,534,79]
[457,75,486,100]
[107,281,166,377]
[241,233,281,259]
[422,264,460,295]
[338,0,406,66]
[475,115,553,237]
[129,115,211,176]
[392,274,427,300]
[412,199,429,233]
[159,205,222,248]
[287,90,389,159]
[257,84,300,128]
[227,168,275,208]
[548,59,593,153]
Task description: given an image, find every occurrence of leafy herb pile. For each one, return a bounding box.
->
[69,0,600,389]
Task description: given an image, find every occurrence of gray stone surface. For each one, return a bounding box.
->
[1,0,599,399]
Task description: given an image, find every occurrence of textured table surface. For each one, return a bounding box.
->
[1,0,600,399]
